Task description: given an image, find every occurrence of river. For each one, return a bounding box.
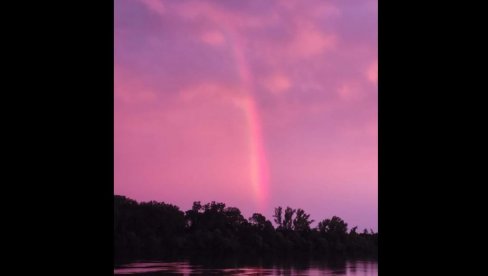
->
[114,259,378,275]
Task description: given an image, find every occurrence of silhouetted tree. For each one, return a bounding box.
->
[273,207,283,229]
[316,216,349,256]
[317,216,348,236]
[293,208,314,232]
[249,213,272,230]
[283,207,296,230]
[350,226,358,235]
[114,195,377,261]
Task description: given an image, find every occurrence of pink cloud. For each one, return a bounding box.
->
[140,0,166,16]
[114,66,157,104]
[200,30,226,46]
[263,73,291,95]
[288,20,337,58]
[337,81,364,102]
[115,97,256,206]
[115,0,378,230]
[367,60,378,84]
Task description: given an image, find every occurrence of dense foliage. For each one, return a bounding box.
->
[114,195,377,261]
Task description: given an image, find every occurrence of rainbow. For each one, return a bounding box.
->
[230,33,269,211]
[243,98,269,211]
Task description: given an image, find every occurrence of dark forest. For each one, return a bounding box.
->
[114,195,377,262]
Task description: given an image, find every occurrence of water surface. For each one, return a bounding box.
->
[114,259,377,275]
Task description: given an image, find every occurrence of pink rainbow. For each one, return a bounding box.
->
[230,32,270,211]
[242,98,269,211]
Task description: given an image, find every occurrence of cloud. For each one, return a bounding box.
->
[200,30,226,46]
[290,25,336,58]
[179,82,246,104]
[140,0,166,16]
[366,60,378,84]
[114,66,157,104]
[311,2,341,18]
[175,0,279,29]
[115,0,378,230]
[338,82,363,102]
[263,73,291,95]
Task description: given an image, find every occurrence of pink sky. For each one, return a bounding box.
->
[115,0,377,231]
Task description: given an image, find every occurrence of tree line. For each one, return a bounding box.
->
[114,195,377,261]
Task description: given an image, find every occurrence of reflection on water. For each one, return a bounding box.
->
[114,259,377,275]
